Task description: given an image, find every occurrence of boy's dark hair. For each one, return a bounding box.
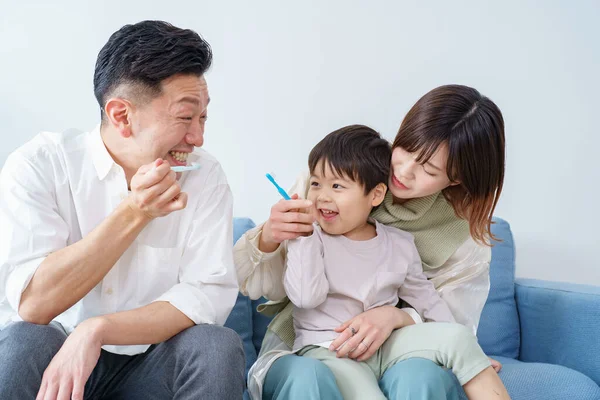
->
[94,20,212,120]
[308,125,391,194]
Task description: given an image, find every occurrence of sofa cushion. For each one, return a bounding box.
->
[251,297,272,355]
[516,279,600,386]
[477,217,520,359]
[225,292,256,377]
[454,356,600,400]
[487,356,600,400]
[224,218,258,377]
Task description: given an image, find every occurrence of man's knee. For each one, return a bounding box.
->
[0,321,66,362]
[0,322,67,396]
[202,325,245,370]
[168,324,244,371]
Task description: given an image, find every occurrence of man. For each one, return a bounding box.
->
[0,20,244,400]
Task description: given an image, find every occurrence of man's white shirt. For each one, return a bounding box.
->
[0,126,238,355]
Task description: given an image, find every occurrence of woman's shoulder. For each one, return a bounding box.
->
[446,236,492,267]
[287,170,311,198]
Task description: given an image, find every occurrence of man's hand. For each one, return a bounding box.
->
[36,319,105,400]
[128,158,188,220]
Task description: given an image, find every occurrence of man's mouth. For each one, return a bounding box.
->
[169,151,189,164]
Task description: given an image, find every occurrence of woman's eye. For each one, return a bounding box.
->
[180,117,193,121]
[423,169,436,177]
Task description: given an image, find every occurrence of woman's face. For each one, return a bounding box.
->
[388,144,458,202]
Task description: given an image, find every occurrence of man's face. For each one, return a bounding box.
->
[129,74,209,169]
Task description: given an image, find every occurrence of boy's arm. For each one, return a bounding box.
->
[283,226,329,309]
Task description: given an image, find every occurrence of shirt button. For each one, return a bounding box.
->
[106,288,114,295]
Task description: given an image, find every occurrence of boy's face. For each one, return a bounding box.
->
[308,161,385,239]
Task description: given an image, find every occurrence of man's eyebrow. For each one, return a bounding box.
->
[177,96,200,106]
[178,96,210,105]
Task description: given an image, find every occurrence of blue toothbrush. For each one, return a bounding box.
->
[266,173,291,200]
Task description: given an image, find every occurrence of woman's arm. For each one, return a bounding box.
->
[233,172,313,301]
[425,237,492,334]
[234,223,288,301]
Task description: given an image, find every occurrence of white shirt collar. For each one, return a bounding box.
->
[89,125,117,181]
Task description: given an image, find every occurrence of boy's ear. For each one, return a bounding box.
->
[371,183,387,207]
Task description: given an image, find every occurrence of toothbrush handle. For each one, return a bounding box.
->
[266,174,292,200]
[277,187,291,200]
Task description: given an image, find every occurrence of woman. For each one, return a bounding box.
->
[234,84,505,400]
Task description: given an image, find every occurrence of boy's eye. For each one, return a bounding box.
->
[332,184,343,189]
[310,181,319,187]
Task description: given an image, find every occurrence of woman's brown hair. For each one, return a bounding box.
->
[392,84,505,245]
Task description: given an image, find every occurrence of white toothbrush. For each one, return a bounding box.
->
[171,162,201,172]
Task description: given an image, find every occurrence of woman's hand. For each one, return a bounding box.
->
[259,194,315,252]
[329,306,415,362]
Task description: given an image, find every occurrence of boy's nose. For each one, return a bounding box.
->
[317,192,332,202]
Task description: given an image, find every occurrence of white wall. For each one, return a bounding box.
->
[1,1,599,285]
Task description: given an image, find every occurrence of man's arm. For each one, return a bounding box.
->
[85,301,194,346]
[19,201,149,324]
[16,159,184,324]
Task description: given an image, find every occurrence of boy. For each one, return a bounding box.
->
[283,125,509,400]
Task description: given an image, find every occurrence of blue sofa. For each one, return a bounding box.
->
[226,218,600,399]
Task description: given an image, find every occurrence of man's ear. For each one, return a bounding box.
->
[104,98,133,138]
[371,182,387,207]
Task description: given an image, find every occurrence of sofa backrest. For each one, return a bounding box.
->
[476,217,520,358]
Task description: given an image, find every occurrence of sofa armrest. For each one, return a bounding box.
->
[515,278,600,385]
